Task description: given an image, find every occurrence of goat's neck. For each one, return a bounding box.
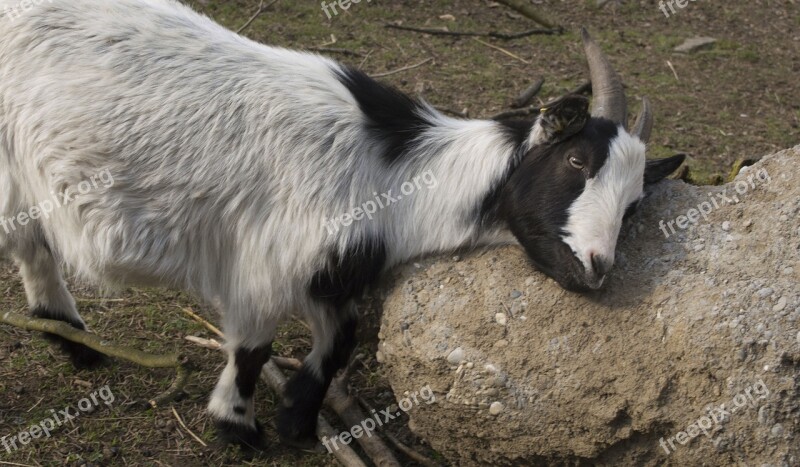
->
[383,114,525,265]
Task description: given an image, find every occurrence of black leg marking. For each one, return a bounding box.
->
[277,314,358,447]
[213,343,272,451]
[234,343,272,399]
[31,306,107,369]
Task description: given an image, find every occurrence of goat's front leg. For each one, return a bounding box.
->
[208,315,276,450]
[276,303,358,448]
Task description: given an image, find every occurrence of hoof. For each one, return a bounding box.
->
[32,307,108,369]
[279,433,323,452]
[276,404,318,449]
[214,419,266,451]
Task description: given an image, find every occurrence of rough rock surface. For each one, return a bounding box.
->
[378,146,799,466]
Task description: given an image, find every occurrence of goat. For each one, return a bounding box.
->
[0,0,684,450]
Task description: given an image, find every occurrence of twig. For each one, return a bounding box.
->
[371,58,433,78]
[666,60,680,81]
[308,47,364,57]
[472,38,529,64]
[184,335,222,350]
[171,407,208,447]
[490,107,538,121]
[439,107,470,118]
[1,311,192,408]
[384,432,441,467]
[566,80,592,96]
[385,24,558,40]
[2,311,180,367]
[237,0,279,34]
[494,0,560,30]
[511,78,545,108]
[180,307,223,337]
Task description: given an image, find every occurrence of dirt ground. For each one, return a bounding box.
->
[0,1,798,466]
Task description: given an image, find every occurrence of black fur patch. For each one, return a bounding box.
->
[497,118,619,291]
[234,343,272,399]
[214,418,265,451]
[474,118,533,228]
[277,314,358,445]
[334,66,432,164]
[233,406,246,415]
[31,306,107,369]
[309,238,386,307]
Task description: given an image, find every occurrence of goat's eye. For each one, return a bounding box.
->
[568,156,585,170]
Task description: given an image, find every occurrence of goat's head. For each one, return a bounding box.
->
[500,28,684,292]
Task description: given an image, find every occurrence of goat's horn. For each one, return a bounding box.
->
[581,27,627,126]
[631,96,653,143]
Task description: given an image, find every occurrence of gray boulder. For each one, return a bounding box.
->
[378,146,799,466]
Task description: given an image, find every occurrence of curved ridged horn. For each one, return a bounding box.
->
[631,96,654,143]
[581,27,627,126]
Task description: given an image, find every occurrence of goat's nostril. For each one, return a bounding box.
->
[590,253,612,277]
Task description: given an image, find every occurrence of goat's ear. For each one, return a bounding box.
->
[644,154,685,185]
[528,95,589,147]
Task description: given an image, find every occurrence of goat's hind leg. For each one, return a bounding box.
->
[276,302,358,448]
[13,240,106,368]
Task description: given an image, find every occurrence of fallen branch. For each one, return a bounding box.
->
[511,78,545,108]
[0,311,191,408]
[490,107,538,121]
[473,37,529,64]
[237,0,280,34]
[494,0,560,30]
[371,58,433,78]
[307,47,365,57]
[385,23,558,40]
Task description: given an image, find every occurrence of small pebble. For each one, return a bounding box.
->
[495,313,507,326]
[375,350,385,363]
[771,424,784,437]
[773,297,787,312]
[510,290,522,299]
[758,406,770,424]
[452,255,461,262]
[783,267,794,275]
[779,215,788,222]
[447,347,465,365]
[721,221,731,231]
[757,287,773,299]
[494,339,509,348]
[489,401,504,415]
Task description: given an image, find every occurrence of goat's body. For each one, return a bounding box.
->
[0,0,515,316]
[0,0,520,444]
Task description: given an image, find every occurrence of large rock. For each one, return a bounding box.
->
[378,146,799,466]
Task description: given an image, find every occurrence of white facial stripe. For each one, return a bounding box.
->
[561,129,646,274]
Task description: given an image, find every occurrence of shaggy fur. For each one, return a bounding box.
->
[0,0,680,448]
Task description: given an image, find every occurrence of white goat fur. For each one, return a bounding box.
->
[0,0,651,436]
